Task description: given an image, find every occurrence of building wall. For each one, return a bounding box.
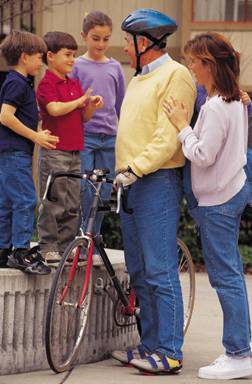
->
[39,0,182,84]
[1,1,251,88]
[181,0,252,92]
[40,0,181,47]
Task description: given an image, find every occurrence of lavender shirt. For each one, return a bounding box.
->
[71,57,125,136]
[179,95,248,206]
[196,85,252,116]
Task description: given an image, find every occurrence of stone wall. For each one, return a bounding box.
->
[0,250,139,375]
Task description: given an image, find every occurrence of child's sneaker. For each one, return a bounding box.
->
[43,251,61,263]
[0,247,12,268]
[198,354,252,380]
[7,246,51,275]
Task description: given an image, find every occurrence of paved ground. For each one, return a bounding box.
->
[0,273,251,384]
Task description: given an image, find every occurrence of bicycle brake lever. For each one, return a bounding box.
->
[43,173,53,201]
[116,185,122,214]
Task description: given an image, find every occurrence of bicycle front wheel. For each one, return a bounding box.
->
[177,238,195,334]
[45,237,93,373]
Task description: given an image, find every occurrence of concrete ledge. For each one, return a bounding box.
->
[0,249,139,375]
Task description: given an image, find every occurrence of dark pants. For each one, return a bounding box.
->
[37,149,81,254]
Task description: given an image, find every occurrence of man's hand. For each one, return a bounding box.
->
[115,171,137,187]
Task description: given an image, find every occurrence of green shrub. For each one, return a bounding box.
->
[101,199,252,271]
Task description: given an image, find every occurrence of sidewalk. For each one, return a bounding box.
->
[0,273,251,384]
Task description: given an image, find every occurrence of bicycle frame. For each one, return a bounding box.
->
[45,170,138,317]
[45,169,195,373]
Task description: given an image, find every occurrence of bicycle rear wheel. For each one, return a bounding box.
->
[113,277,141,333]
[177,238,195,334]
[45,237,93,373]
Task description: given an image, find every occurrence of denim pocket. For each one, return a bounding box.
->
[217,182,250,217]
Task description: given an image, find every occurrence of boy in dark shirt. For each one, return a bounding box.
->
[0,31,58,274]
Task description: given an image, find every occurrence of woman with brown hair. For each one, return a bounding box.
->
[164,32,252,380]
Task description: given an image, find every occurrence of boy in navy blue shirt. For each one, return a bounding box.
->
[0,31,58,274]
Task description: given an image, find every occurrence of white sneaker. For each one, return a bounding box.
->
[43,251,61,263]
[198,354,252,380]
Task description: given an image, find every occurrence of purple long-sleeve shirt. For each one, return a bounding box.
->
[196,85,252,116]
[71,57,125,136]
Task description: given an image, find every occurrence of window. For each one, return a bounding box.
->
[0,0,35,34]
[193,0,252,22]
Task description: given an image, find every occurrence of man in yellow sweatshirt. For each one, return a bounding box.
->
[112,9,196,374]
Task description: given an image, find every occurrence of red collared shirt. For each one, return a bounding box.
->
[36,69,84,150]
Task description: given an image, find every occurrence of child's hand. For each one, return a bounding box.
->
[163,96,189,131]
[240,90,251,106]
[82,95,104,122]
[77,88,93,108]
[89,95,104,110]
[35,130,59,149]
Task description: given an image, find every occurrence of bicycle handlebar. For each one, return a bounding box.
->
[43,170,113,202]
[43,169,133,214]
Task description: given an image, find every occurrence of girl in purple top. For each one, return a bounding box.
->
[71,11,125,235]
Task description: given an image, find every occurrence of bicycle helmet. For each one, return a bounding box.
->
[122,9,178,75]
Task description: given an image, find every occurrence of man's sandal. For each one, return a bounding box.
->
[111,345,146,365]
[130,353,182,375]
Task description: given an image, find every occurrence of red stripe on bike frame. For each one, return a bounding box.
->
[129,288,135,307]
[60,246,81,303]
[79,240,94,305]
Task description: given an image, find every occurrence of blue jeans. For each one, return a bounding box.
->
[190,181,251,357]
[0,151,36,249]
[182,159,198,209]
[80,133,115,235]
[120,169,183,360]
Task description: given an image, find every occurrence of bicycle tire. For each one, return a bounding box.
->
[113,239,195,336]
[45,237,93,373]
[177,237,195,334]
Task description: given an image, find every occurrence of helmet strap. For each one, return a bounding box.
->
[133,34,142,76]
[133,34,168,76]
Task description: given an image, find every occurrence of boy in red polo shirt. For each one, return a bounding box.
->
[37,31,103,262]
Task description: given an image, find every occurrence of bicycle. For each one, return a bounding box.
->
[44,169,195,373]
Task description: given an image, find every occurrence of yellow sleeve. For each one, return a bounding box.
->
[131,67,196,177]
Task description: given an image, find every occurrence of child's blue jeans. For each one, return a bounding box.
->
[0,150,36,249]
[80,132,115,235]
